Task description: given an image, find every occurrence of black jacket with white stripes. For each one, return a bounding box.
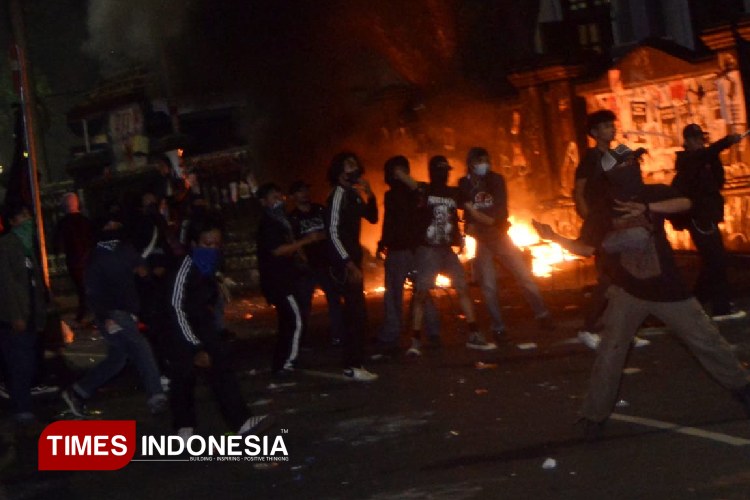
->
[167,255,220,350]
[325,185,378,267]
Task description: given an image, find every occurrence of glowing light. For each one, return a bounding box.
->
[507,217,581,278]
[23,151,28,158]
[0,165,3,173]
[435,274,451,288]
[244,313,253,320]
[372,286,386,293]
[460,235,477,262]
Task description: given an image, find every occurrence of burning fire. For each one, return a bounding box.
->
[435,274,451,288]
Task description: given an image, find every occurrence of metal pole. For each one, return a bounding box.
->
[9,0,50,287]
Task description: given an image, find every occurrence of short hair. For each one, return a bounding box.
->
[186,213,224,245]
[256,182,282,201]
[466,147,489,166]
[586,110,617,136]
[384,155,409,187]
[3,201,31,223]
[327,151,362,186]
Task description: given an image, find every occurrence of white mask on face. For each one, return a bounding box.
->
[473,162,490,176]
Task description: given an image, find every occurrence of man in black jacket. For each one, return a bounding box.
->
[165,216,271,440]
[672,124,744,320]
[376,156,439,355]
[326,152,378,381]
[61,219,167,417]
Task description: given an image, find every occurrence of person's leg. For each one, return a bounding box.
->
[581,287,650,423]
[342,277,367,368]
[271,295,299,372]
[113,311,164,398]
[0,325,37,418]
[412,247,440,335]
[167,343,198,430]
[474,238,506,332]
[690,224,732,316]
[204,341,251,431]
[74,321,129,399]
[443,249,476,324]
[582,258,611,332]
[379,250,409,344]
[315,267,344,343]
[296,271,315,343]
[495,234,549,318]
[653,298,750,390]
[69,265,87,322]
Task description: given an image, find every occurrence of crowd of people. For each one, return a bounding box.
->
[1,115,749,443]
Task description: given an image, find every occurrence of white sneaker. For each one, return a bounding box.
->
[343,367,378,382]
[238,414,274,436]
[466,332,498,351]
[160,376,171,392]
[712,310,748,322]
[633,336,651,348]
[31,384,59,396]
[577,331,601,350]
[406,338,422,357]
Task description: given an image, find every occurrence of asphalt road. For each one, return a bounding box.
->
[3,261,750,500]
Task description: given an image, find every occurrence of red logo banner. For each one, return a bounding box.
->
[38,420,136,470]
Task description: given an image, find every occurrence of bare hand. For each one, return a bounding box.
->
[305,231,326,243]
[356,178,372,197]
[614,199,647,218]
[194,350,212,368]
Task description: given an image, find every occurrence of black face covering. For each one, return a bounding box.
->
[145,203,159,215]
[430,169,449,186]
[346,169,362,183]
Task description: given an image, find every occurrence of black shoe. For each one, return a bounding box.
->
[578,417,606,442]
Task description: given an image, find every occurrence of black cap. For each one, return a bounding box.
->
[428,155,452,171]
[682,124,705,140]
[288,180,310,194]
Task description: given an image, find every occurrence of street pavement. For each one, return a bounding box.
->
[3,258,750,499]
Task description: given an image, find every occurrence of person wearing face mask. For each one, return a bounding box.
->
[257,182,324,376]
[375,156,440,356]
[0,203,47,423]
[398,155,496,353]
[325,152,379,381]
[458,147,553,339]
[61,218,168,418]
[164,215,272,442]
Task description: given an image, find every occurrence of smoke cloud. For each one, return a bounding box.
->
[84,0,192,73]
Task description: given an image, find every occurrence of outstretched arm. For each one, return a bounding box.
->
[532,220,596,258]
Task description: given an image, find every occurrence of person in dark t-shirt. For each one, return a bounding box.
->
[288,180,343,347]
[398,155,496,354]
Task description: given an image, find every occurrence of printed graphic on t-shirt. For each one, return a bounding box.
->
[297,215,325,235]
[426,195,457,245]
[473,191,494,210]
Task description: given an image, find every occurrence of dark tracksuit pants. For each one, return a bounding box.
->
[270,293,304,372]
[340,276,367,368]
[167,338,249,431]
[689,221,731,316]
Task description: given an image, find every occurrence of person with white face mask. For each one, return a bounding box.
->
[458,147,554,339]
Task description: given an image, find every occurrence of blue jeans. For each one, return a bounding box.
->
[379,249,440,344]
[0,324,37,416]
[474,233,548,331]
[75,311,163,399]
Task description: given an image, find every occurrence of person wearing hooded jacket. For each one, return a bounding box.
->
[0,203,46,423]
[458,147,553,338]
